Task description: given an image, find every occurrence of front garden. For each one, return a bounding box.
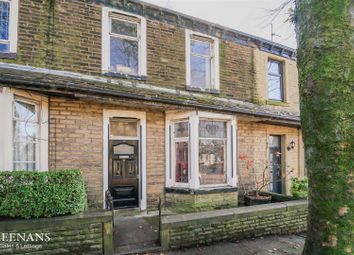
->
[0,170,113,255]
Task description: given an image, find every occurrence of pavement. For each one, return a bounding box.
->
[150,235,305,255]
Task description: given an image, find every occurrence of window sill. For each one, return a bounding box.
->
[0,52,17,59]
[165,186,238,195]
[186,86,220,95]
[266,100,289,107]
[103,72,147,81]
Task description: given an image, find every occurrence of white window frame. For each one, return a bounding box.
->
[101,7,147,76]
[185,29,220,91]
[103,110,147,210]
[171,119,190,187]
[12,98,39,170]
[267,59,284,102]
[0,88,48,171]
[0,0,18,53]
[166,111,236,190]
[198,118,228,187]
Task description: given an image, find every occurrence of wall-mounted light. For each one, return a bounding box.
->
[287,140,296,151]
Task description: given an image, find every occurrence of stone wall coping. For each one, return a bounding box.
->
[0,210,112,231]
[161,200,308,227]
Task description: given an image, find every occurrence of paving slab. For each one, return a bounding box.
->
[148,234,305,255]
[114,215,160,254]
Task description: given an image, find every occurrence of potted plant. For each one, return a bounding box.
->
[238,155,294,206]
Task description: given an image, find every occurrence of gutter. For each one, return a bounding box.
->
[1,77,300,126]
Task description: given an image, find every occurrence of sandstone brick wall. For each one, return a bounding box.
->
[237,118,304,195]
[49,97,104,206]
[146,20,186,91]
[2,0,296,105]
[161,200,308,249]
[146,111,166,210]
[165,191,238,213]
[8,0,102,74]
[220,41,256,100]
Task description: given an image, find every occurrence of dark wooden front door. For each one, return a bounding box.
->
[109,140,139,208]
[269,135,282,193]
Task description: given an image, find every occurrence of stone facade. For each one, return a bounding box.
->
[0,0,304,212]
[165,190,238,213]
[161,200,308,249]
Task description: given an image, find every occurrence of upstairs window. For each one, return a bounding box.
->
[102,8,147,76]
[268,59,284,101]
[186,30,219,91]
[0,0,18,53]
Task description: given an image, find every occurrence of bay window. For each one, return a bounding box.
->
[166,111,236,189]
[199,120,227,185]
[0,89,48,171]
[13,100,38,170]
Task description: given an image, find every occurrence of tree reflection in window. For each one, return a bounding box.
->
[190,38,212,88]
[199,120,227,185]
[109,16,139,75]
[0,1,10,52]
[268,60,284,101]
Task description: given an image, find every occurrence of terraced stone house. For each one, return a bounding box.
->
[0,0,305,212]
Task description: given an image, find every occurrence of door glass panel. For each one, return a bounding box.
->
[110,118,137,137]
[127,160,136,177]
[113,144,134,155]
[113,159,122,177]
[269,135,282,193]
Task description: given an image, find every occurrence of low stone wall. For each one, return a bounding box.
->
[165,188,238,213]
[161,200,307,249]
[0,211,113,255]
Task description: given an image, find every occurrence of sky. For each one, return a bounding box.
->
[142,0,297,49]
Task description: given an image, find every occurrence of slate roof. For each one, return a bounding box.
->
[0,63,300,126]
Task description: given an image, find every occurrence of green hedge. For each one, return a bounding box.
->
[0,169,87,219]
[290,177,308,199]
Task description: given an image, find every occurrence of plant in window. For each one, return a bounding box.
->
[238,154,294,205]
